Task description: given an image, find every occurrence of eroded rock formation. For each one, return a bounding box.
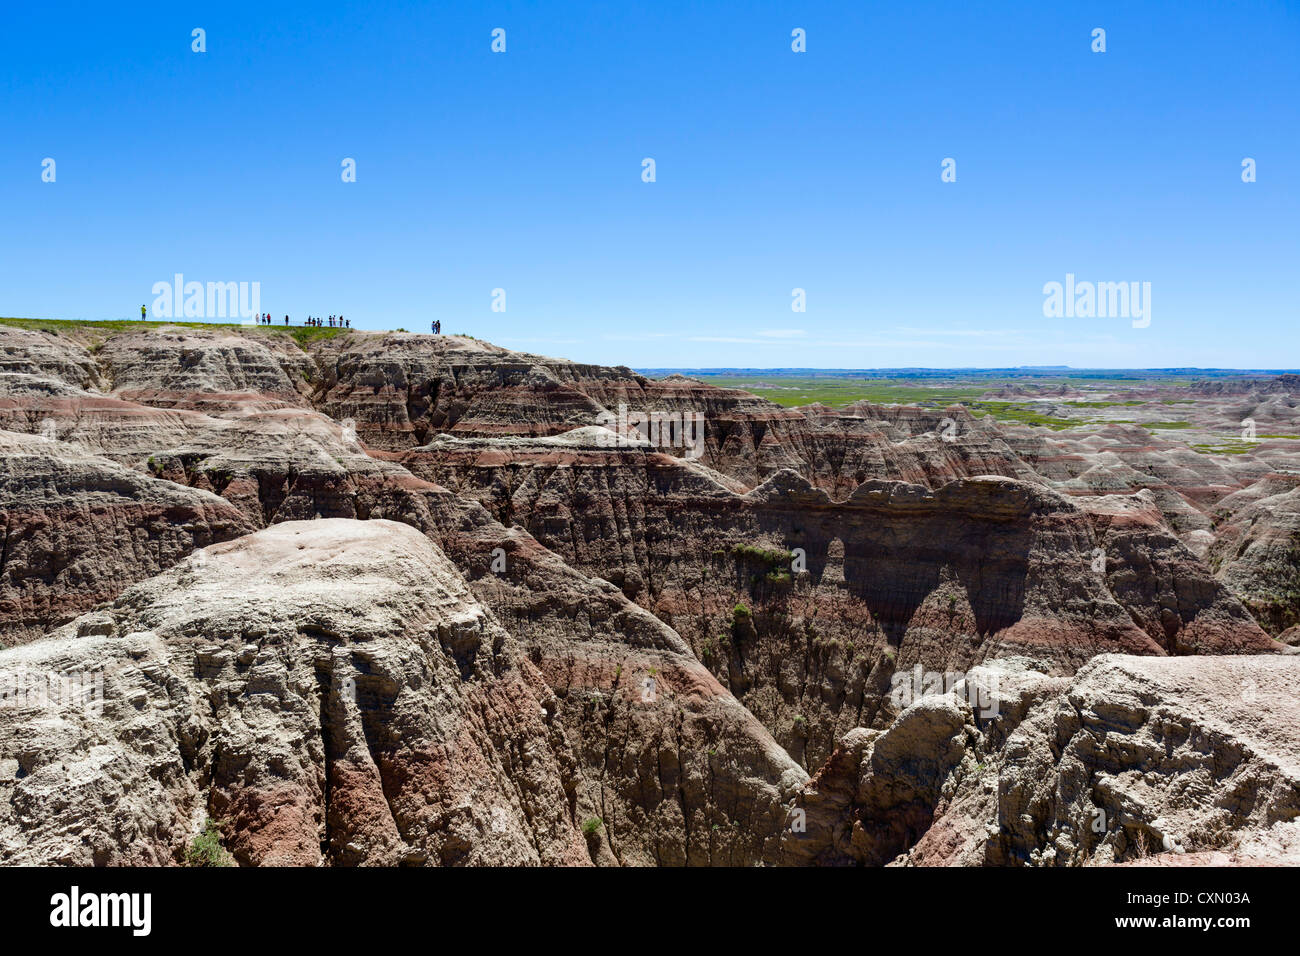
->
[1,322,1296,866]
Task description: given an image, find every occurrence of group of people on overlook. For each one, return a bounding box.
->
[135,306,456,335]
[137,305,351,328]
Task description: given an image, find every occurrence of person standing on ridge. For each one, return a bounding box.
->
[141,304,146,321]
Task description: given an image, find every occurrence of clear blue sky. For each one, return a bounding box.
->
[2,1,1297,368]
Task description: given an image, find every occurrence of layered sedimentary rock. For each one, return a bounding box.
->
[97,327,315,413]
[307,333,1044,495]
[399,429,1275,769]
[0,430,254,646]
[0,520,803,866]
[310,333,621,449]
[1208,473,1300,635]
[0,322,1295,866]
[773,654,1300,866]
[0,326,104,394]
[0,520,589,865]
[1079,491,1273,654]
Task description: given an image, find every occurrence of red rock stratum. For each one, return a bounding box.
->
[1,322,1295,865]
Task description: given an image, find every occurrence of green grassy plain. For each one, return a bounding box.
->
[0,316,352,348]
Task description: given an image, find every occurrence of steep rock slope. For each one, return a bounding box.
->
[3,398,808,865]
[0,520,591,865]
[0,430,255,646]
[97,327,315,413]
[1,322,1294,868]
[400,429,1274,769]
[774,654,1300,866]
[0,520,803,866]
[306,333,1038,494]
[1209,473,1300,635]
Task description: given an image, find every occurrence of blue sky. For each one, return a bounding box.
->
[2,1,1297,368]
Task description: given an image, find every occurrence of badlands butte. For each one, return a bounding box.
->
[1,319,1299,867]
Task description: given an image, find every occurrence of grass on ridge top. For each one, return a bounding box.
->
[0,316,352,347]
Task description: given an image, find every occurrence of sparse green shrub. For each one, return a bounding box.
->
[581,817,602,838]
[732,544,794,567]
[185,819,233,867]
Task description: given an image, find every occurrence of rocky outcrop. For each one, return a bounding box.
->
[309,333,624,450]
[0,322,1294,866]
[774,654,1300,866]
[0,430,254,646]
[97,327,315,413]
[0,520,589,865]
[1209,473,1300,635]
[1080,491,1275,654]
[400,430,1274,770]
[0,520,804,866]
[0,327,103,395]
